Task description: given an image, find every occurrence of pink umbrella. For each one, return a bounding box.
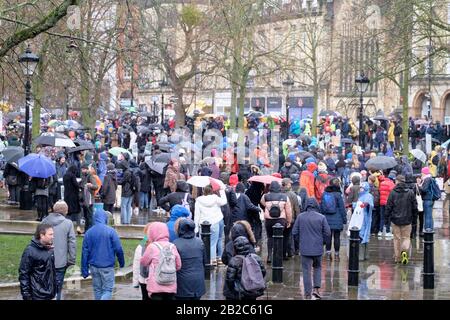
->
[248,175,282,185]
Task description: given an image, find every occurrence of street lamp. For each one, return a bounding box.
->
[159,77,169,125]
[355,72,370,147]
[282,75,294,139]
[18,45,39,155]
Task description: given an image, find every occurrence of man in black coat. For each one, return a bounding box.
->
[19,224,57,300]
[158,181,194,215]
[231,183,260,224]
[385,175,418,264]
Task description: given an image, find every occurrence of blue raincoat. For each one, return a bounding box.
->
[357,182,374,244]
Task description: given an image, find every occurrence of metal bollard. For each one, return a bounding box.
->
[272,223,284,283]
[423,228,434,289]
[201,221,211,280]
[348,227,360,287]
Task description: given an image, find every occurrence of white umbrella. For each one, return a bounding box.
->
[187,176,225,189]
[410,149,427,163]
[283,139,298,147]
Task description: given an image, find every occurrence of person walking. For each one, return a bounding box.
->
[222,220,256,266]
[158,181,194,216]
[63,165,82,234]
[116,160,134,225]
[292,198,331,300]
[100,163,117,213]
[418,167,439,230]
[19,224,57,300]
[320,178,347,261]
[132,223,151,300]
[194,185,227,267]
[385,175,418,264]
[140,222,182,300]
[281,178,300,259]
[41,201,76,300]
[80,163,99,231]
[378,172,396,238]
[231,182,261,225]
[29,177,50,221]
[81,209,125,300]
[368,175,381,235]
[164,159,185,194]
[167,205,191,242]
[358,182,375,260]
[173,218,206,300]
[261,181,293,264]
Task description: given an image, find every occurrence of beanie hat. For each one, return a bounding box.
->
[307,162,318,173]
[388,170,397,180]
[81,163,89,169]
[107,163,115,170]
[53,201,68,215]
[421,167,430,175]
[318,162,327,173]
[229,174,239,187]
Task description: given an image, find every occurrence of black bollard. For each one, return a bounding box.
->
[348,227,360,287]
[423,228,434,289]
[201,221,211,280]
[272,223,284,283]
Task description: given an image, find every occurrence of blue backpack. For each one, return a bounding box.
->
[321,192,337,214]
[429,178,441,201]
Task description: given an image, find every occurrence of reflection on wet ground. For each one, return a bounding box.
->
[1,202,449,300]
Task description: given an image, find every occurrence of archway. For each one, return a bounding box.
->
[412,90,434,119]
[440,90,450,118]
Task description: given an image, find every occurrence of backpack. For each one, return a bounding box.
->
[268,201,281,218]
[321,192,337,214]
[153,242,177,285]
[238,254,265,297]
[116,168,125,185]
[429,178,442,201]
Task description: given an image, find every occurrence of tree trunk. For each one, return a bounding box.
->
[80,56,92,130]
[237,83,246,130]
[230,82,237,130]
[32,59,45,151]
[174,88,185,128]
[312,84,319,138]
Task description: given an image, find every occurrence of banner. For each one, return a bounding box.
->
[426,133,432,155]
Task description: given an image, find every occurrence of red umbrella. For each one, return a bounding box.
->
[248,175,282,185]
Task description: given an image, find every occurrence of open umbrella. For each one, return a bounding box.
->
[67,140,95,153]
[441,139,450,150]
[283,139,298,147]
[138,112,153,117]
[341,138,355,145]
[1,146,24,163]
[145,160,167,175]
[410,149,427,163]
[108,147,132,157]
[47,119,63,127]
[373,115,388,121]
[365,156,397,171]
[153,152,176,163]
[18,153,56,178]
[137,126,151,134]
[414,119,429,126]
[64,120,81,129]
[187,176,225,189]
[319,110,337,117]
[34,132,76,148]
[297,151,314,160]
[248,175,282,185]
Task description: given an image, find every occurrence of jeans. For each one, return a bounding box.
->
[325,230,341,253]
[301,256,322,296]
[90,266,115,300]
[55,267,67,300]
[423,200,434,230]
[216,219,224,260]
[139,192,149,209]
[379,206,391,233]
[208,220,222,262]
[8,185,20,202]
[121,196,133,224]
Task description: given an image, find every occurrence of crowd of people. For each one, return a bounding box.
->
[5,110,450,300]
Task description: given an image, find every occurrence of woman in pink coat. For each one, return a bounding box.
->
[140,222,182,300]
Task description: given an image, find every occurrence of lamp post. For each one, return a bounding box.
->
[355,73,370,147]
[18,45,39,156]
[282,75,294,139]
[159,78,169,126]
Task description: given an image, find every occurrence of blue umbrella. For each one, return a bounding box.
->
[18,153,56,178]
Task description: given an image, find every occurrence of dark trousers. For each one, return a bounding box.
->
[325,229,341,252]
[265,218,287,260]
[139,283,149,300]
[104,204,114,213]
[55,267,67,300]
[371,206,380,234]
[176,296,201,300]
[411,211,424,237]
[82,205,93,231]
[150,292,175,300]
[35,195,48,220]
[283,226,293,257]
[8,184,20,202]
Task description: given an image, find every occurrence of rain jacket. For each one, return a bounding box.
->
[379,176,395,206]
[158,181,194,214]
[299,162,317,198]
[140,222,182,296]
[41,213,76,268]
[222,221,256,266]
[320,185,347,231]
[260,181,293,225]
[173,219,206,299]
[100,169,117,205]
[223,236,266,300]
[194,189,227,233]
[385,182,418,226]
[81,209,124,278]
[167,205,191,242]
[19,239,56,300]
[292,198,331,256]
[358,183,374,244]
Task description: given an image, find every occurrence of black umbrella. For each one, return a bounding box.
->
[67,140,95,153]
[297,151,314,160]
[373,115,388,121]
[319,110,337,117]
[138,112,153,117]
[1,146,24,163]
[298,135,312,144]
[34,132,76,148]
[137,126,151,134]
[145,160,167,175]
[341,138,355,145]
[153,152,176,163]
[365,156,397,171]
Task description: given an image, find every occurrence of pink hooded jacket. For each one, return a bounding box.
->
[140,222,182,296]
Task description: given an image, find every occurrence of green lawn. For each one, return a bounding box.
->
[0,234,140,283]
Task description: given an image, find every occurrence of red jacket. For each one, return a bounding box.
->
[379,177,395,206]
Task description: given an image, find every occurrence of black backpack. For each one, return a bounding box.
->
[269,201,281,218]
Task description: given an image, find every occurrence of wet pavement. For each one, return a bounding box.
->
[1,198,449,300]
